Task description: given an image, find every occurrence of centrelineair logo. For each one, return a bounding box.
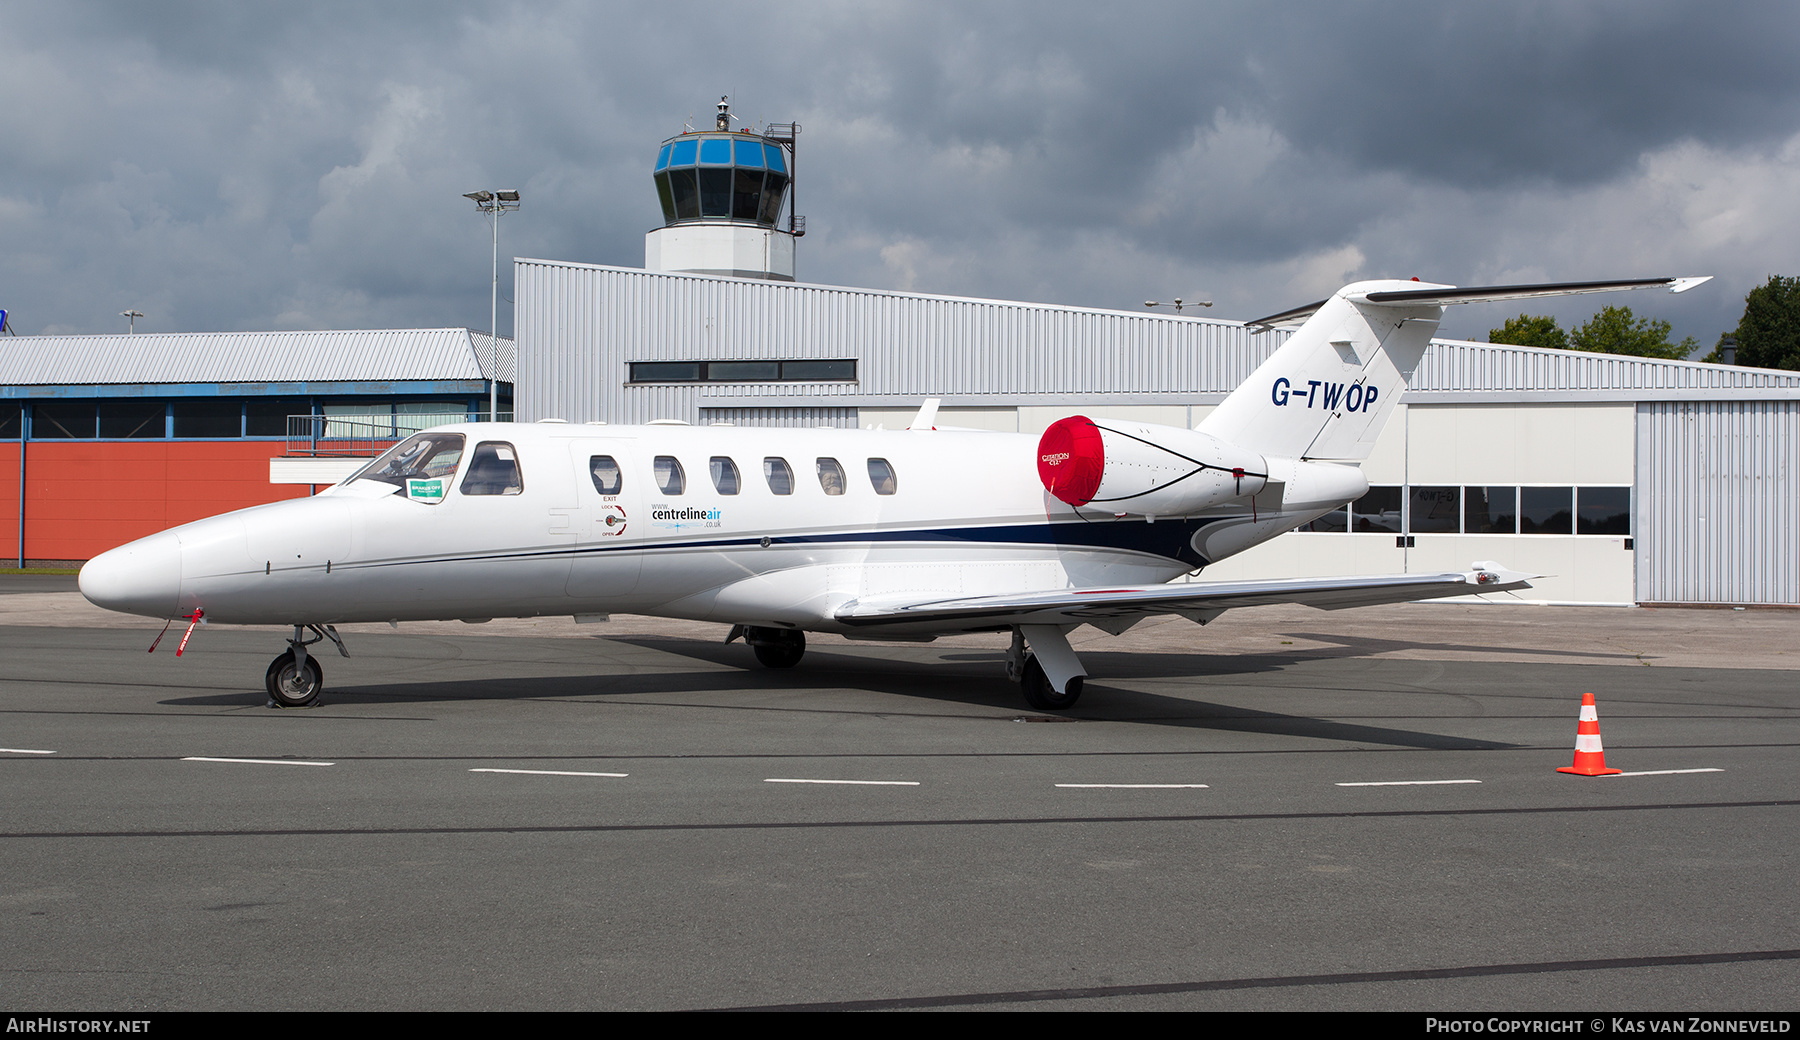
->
[651,505,723,531]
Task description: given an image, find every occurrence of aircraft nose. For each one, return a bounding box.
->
[79,530,182,618]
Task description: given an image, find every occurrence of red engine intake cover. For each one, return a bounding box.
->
[1037,416,1105,506]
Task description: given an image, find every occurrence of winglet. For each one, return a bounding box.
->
[908,398,940,431]
[1466,560,1537,591]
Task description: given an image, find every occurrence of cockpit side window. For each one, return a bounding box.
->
[763,457,793,495]
[590,455,622,496]
[710,456,741,495]
[348,432,465,503]
[867,458,897,495]
[654,455,685,495]
[460,441,524,496]
[816,457,846,496]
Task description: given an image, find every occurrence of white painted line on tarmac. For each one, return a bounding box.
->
[0,748,57,755]
[182,756,334,767]
[470,768,629,778]
[1051,777,1209,784]
[1603,768,1724,778]
[1336,779,1482,787]
[764,778,919,786]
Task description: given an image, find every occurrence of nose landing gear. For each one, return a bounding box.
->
[265,624,349,708]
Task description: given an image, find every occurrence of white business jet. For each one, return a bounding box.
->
[79,276,1708,709]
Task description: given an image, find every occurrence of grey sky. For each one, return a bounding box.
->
[4,1,1798,348]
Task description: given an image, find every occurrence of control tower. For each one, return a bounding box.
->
[645,98,801,282]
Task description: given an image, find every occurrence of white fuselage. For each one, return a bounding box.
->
[78,421,1363,634]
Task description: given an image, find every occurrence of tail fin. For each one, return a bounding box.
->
[1198,276,1711,461]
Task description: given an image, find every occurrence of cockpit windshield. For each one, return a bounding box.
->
[346,433,466,502]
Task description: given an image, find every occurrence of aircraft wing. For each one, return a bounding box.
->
[834,564,1533,630]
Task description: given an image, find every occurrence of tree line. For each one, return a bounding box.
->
[1489,274,1800,370]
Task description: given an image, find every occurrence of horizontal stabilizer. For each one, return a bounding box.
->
[835,565,1533,630]
[1245,276,1710,330]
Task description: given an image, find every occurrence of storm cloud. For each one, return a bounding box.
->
[4,1,1798,346]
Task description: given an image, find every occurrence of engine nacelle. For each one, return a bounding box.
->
[1037,416,1268,516]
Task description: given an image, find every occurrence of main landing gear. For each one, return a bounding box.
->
[1007,626,1087,711]
[265,624,349,708]
[727,625,807,669]
[724,622,1088,713]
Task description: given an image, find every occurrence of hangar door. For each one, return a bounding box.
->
[1636,401,1800,605]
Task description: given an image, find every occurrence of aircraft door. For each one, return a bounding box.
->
[565,439,643,600]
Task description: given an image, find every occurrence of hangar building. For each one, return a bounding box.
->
[1,328,510,563]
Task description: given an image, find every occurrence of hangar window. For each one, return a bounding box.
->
[246,398,311,438]
[1408,486,1461,533]
[1350,486,1403,533]
[99,400,167,439]
[629,360,857,383]
[654,455,685,495]
[1577,487,1631,535]
[816,458,846,496]
[1465,487,1518,533]
[1298,505,1347,533]
[0,406,19,440]
[172,399,241,438]
[590,455,622,496]
[867,458,897,495]
[462,442,524,497]
[31,401,97,439]
[1298,484,1628,536]
[1519,487,1572,534]
[763,457,794,495]
[710,457,741,495]
[349,432,465,502]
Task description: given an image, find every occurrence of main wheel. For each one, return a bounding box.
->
[265,650,324,708]
[1020,654,1082,711]
[750,628,806,669]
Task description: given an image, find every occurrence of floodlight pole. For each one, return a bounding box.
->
[121,310,143,334]
[464,190,521,421]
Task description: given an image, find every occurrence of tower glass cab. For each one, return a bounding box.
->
[654,133,789,227]
[644,98,799,282]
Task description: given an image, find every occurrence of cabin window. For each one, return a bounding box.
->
[654,455,685,495]
[461,442,524,496]
[710,456,741,495]
[866,458,897,495]
[763,457,794,495]
[348,432,466,502]
[590,455,622,496]
[816,458,846,496]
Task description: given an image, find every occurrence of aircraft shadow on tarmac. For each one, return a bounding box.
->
[1275,630,1642,664]
[161,634,1516,751]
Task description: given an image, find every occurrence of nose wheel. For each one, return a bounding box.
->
[266,650,323,707]
[264,624,348,707]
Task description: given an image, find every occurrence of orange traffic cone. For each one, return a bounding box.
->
[1557,692,1622,776]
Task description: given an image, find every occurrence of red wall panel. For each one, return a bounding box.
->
[15,442,309,562]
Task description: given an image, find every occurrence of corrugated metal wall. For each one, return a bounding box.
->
[514,260,1283,424]
[0,329,510,385]
[517,261,1800,428]
[1418,339,1800,394]
[1637,401,1800,605]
